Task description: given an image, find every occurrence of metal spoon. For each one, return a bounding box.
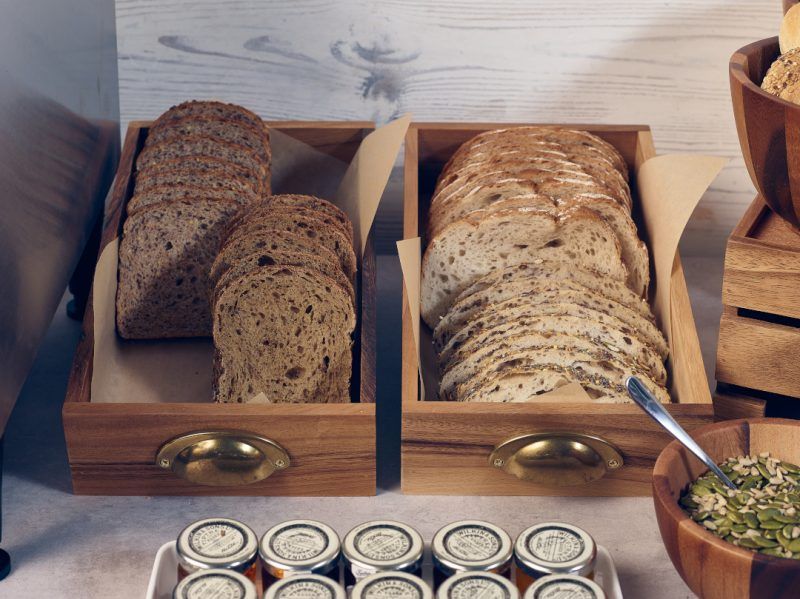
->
[625,376,737,490]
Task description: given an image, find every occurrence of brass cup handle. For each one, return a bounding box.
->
[156,431,290,487]
[489,432,623,486]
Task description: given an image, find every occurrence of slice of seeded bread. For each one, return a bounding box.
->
[116,198,240,339]
[149,100,265,134]
[212,265,355,404]
[145,115,271,164]
[420,207,627,327]
[127,184,258,214]
[137,156,266,196]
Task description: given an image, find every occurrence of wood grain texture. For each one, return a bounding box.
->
[713,388,767,421]
[63,121,378,496]
[114,0,781,254]
[653,418,800,599]
[401,123,713,496]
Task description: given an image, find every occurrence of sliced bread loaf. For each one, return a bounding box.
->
[134,156,264,196]
[212,265,355,403]
[420,207,627,327]
[116,198,240,339]
[149,100,265,133]
[127,184,258,214]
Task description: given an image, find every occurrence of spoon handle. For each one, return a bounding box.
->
[625,376,737,490]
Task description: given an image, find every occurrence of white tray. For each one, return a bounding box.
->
[146,541,623,599]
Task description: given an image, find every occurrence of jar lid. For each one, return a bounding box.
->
[514,523,596,578]
[436,571,520,599]
[523,574,606,599]
[172,568,257,599]
[431,520,513,575]
[263,573,346,599]
[259,520,341,577]
[176,518,258,572]
[351,572,433,599]
[342,521,424,575]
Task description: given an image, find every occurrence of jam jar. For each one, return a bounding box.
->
[351,572,433,599]
[513,523,596,593]
[431,520,513,589]
[342,521,424,587]
[436,571,520,599]
[523,574,606,599]
[172,568,257,599]
[259,520,341,587]
[176,518,259,583]
[263,573,346,599]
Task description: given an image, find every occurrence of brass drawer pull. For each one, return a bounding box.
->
[489,432,623,486]
[156,431,291,487]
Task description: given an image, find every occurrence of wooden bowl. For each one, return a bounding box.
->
[653,418,800,599]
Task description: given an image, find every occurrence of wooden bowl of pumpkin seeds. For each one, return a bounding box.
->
[653,418,800,599]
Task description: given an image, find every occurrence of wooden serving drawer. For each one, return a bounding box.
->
[401,123,714,496]
[63,121,377,496]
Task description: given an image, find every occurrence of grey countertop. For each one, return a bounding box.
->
[0,253,724,598]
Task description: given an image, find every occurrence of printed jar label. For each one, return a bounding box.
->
[447,576,510,599]
[274,579,337,598]
[270,524,329,562]
[189,522,247,559]
[443,525,502,562]
[182,574,246,599]
[361,577,425,598]
[354,526,412,562]
[534,580,596,599]
[526,528,585,564]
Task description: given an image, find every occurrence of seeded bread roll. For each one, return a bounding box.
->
[761,47,800,104]
[127,184,259,214]
[150,100,264,133]
[137,156,266,196]
[420,207,627,327]
[212,266,355,404]
[145,115,271,164]
[116,198,240,339]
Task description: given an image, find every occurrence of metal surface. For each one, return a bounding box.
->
[625,376,737,489]
[489,432,624,486]
[156,431,291,487]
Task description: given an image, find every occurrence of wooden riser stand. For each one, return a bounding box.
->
[715,196,800,419]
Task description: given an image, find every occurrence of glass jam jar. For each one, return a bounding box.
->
[259,520,341,587]
[431,520,513,589]
[523,574,606,599]
[172,568,257,599]
[351,572,433,599]
[176,518,258,583]
[342,521,424,587]
[263,573,346,599]
[513,523,596,594]
[436,571,520,599]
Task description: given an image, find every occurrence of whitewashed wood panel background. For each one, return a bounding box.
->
[116,0,780,254]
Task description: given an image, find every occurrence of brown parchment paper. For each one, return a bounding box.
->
[91,119,409,404]
[400,152,726,403]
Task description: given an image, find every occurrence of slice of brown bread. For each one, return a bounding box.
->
[213,248,355,306]
[227,209,357,282]
[149,100,265,133]
[420,207,627,327]
[145,115,271,163]
[127,184,259,214]
[116,198,240,339]
[234,195,354,244]
[135,136,269,192]
[212,265,355,404]
[134,157,264,196]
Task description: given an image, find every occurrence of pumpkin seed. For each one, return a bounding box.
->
[789,539,800,553]
[761,520,784,531]
[753,536,779,548]
[758,508,781,522]
[738,538,761,549]
[744,512,760,528]
[760,547,785,557]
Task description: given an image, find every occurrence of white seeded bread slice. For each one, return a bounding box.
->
[116,198,240,339]
[137,156,267,196]
[127,184,258,214]
[145,115,271,164]
[440,331,651,400]
[438,308,667,385]
[434,284,667,357]
[452,261,653,320]
[212,265,355,403]
[150,100,265,133]
[134,157,264,196]
[455,357,669,404]
[210,230,342,285]
[420,207,627,327]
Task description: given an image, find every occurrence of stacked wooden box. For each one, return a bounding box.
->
[715,196,800,420]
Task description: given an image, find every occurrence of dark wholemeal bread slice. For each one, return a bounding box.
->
[137,156,266,196]
[145,115,271,163]
[420,207,627,327]
[116,198,240,339]
[149,100,264,134]
[212,265,355,404]
[135,136,270,193]
[127,184,259,214]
